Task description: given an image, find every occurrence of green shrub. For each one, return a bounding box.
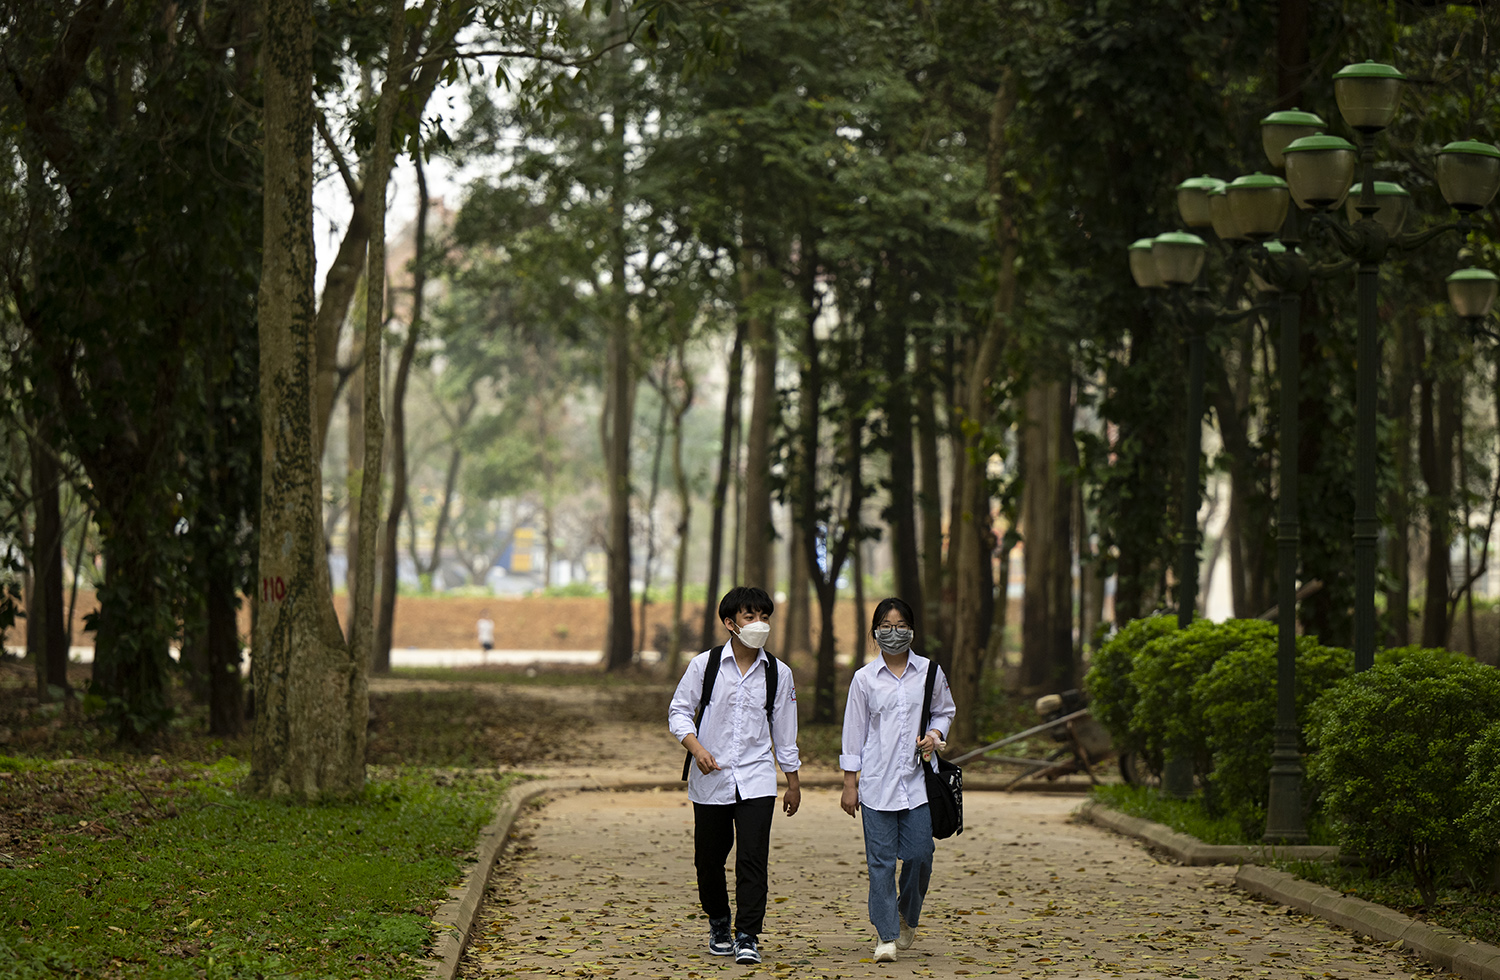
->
[1462,721,1500,868]
[1084,614,1177,769]
[1307,646,1500,904]
[1130,618,1276,783]
[1195,635,1352,834]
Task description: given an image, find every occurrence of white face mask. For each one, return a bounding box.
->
[733,621,772,649]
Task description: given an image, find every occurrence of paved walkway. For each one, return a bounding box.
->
[458,786,1443,979]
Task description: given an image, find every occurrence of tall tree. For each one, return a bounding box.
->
[250,0,364,797]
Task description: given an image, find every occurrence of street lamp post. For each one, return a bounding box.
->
[1251,107,1326,844]
[1280,62,1500,671]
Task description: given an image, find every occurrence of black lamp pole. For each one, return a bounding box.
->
[1351,132,1387,673]
[1265,214,1311,842]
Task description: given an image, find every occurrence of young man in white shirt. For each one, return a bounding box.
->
[668,586,801,965]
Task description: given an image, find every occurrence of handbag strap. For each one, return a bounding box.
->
[920,660,937,738]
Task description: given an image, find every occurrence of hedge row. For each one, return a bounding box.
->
[1084,618,1500,902]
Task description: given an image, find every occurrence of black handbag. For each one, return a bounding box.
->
[920,661,963,839]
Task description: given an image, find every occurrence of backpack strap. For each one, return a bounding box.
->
[764,654,778,727]
[682,649,723,781]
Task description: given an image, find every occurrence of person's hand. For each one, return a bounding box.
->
[693,745,721,775]
[916,730,944,762]
[840,782,860,817]
[782,785,801,816]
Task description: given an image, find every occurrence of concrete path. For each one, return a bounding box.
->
[458,786,1443,979]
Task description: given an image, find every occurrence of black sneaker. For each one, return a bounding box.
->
[708,917,733,956]
[734,933,761,965]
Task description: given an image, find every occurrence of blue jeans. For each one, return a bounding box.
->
[860,804,934,942]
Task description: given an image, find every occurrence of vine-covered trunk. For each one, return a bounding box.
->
[250,0,365,799]
[28,435,68,699]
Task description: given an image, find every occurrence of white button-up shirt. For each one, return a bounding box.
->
[839,652,955,812]
[668,645,801,805]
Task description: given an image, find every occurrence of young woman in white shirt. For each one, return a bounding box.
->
[839,596,956,963]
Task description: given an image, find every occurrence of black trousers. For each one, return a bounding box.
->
[693,794,775,938]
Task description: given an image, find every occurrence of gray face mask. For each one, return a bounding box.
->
[874,627,913,655]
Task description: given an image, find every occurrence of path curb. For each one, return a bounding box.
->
[422,777,569,980]
[1237,865,1500,980]
[1077,800,1500,980]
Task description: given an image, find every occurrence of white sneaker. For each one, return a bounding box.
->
[897,915,915,950]
[873,940,897,963]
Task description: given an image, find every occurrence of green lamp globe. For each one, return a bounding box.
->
[1282,135,1357,211]
[1260,109,1326,169]
[1226,173,1290,241]
[1152,231,1207,286]
[1447,268,1499,320]
[1333,61,1405,133]
[1208,188,1247,243]
[1176,176,1225,230]
[1129,238,1166,289]
[1436,141,1500,214]
[1344,181,1410,236]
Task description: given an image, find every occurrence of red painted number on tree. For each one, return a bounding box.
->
[262,577,287,602]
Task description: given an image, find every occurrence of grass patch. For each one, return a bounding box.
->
[1282,859,1500,946]
[1089,784,1252,845]
[0,759,515,979]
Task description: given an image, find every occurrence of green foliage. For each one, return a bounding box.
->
[1129,618,1278,778]
[1195,636,1352,834]
[1462,722,1500,865]
[1089,784,1248,847]
[1307,647,1500,904]
[0,761,513,979]
[1083,614,1177,767]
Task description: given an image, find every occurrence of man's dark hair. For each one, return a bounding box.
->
[718,586,774,623]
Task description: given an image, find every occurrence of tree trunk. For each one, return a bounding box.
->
[1386,312,1417,646]
[375,144,429,675]
[249,0,365,799]
[701,318,745,647]
[205,557,243,736]
[886,321,923,611]
[1419,337,1459,649]
[1019,378,1076,694]
[852,537,869,669]
[742,252,776,591]
[784,522,812,657]
[28,435,69,699]
[915,340,944,643]
[348,0,402,679]
[667,348,695,676]
[636,386,670,659]
[344,356,364,636]
[603,24,635,671]
[947,72,1017,743]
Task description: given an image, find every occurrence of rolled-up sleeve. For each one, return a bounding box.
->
[772,660,800,773]
[668,654,705,743]
[839,672,867,772]
[928,666,956,740]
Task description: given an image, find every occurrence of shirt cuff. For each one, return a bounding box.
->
[838,754,861,771]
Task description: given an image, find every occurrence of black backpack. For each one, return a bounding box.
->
[680,649,780,781]
[920,662,964,838]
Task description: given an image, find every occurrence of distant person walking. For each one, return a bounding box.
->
[477,611,494,665]
[840,596,955,963]
[668,586,801,966]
